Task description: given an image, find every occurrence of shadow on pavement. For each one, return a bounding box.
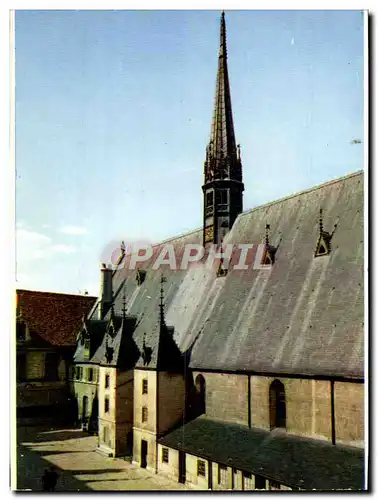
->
[34,450,93,457]
[65,469,128,475]
[18,427,89,444]
[16,444,92,492]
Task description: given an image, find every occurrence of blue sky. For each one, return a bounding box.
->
[15,10,364,296]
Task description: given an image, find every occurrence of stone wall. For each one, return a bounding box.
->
[189,372,363,447]
[158,372,185,434]
[154,446,294,491]
[185,453,209,489]
[250,376,332,441]
[334,381,364,447]
[157,444,179,482]
[26,351,45,379]
[133,428,158,472]
[133,370,157,434]
[192,371,248,426]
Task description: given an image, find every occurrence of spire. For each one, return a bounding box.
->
[203,11,244,247]
[219,10,227,59]
[206,10,239,181]
[156,274,183,372]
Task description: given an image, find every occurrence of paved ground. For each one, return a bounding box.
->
[16,426,189,492]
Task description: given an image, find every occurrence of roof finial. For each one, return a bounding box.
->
[159,274,167,330]
[265,223,271,247]
[319,208,324,234]
[219,10,227,59]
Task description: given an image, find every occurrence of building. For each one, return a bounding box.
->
[72,12,365,490]
[16,289,96,425]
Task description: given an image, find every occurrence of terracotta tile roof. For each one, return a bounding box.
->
[17,289,97,347]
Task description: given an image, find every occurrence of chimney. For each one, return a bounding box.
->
[99,263,113,319]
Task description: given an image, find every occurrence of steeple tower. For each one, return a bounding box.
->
[203,11,244,247]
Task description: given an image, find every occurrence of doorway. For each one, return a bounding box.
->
[208,460,213,490]
[269,380,286,430]
[82,396,88,430]
[141,440,148,468]
[127,431,133,456]
[178,451,186,484]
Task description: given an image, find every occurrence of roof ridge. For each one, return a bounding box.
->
[133,169,364,248]
[111,170,363,259]
[16,288,97,299]
[240,169,363,218]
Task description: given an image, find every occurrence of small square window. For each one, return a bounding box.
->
[142,406,148,423]
[142,379,148,395]
[197,460,206,477]
[162,448,169,463]
[105,374,110,388]
[104,397,109,413]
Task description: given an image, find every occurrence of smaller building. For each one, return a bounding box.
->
[72,266,140,454]
[16,289,96,425]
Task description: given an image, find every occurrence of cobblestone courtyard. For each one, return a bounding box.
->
[16,426,189,491]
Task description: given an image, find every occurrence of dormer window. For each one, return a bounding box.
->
[315,233,331,257]
[136,269,147,286]
[262,224,278,266]
[261,245,277,265]
[314,209,337,258]
[216,257,228,277]
[216,264,228,277]
[84,339,90,359]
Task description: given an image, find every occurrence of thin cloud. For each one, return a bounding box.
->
[50,244,76,254]
[60,225,88,235]
[16,228,76,261]
[17,228,51,245]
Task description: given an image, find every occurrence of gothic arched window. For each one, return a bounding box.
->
[195,374,206,415]
[269,380,286,430]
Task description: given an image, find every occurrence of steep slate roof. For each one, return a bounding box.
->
[85,315,140,370]
[73,319,108,362]
[17,289,97,347]
[159,416,365,490]
[102,170,363,379]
